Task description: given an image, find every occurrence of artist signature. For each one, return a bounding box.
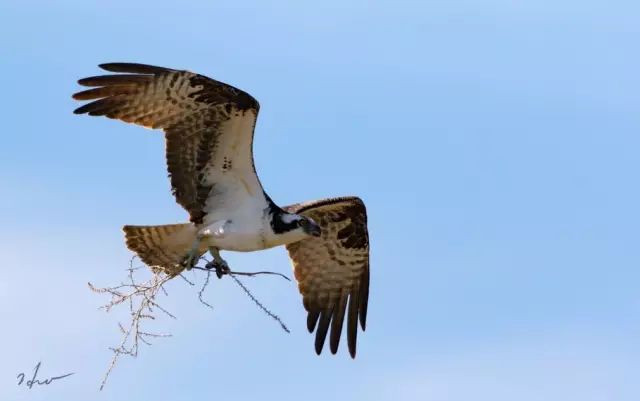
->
[17,361,74,389]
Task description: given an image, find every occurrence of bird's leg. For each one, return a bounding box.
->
[180,237,202,270]
[205,247,230,278]
[181,220,227,270]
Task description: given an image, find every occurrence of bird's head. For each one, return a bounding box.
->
[274,213,322,242]
[288,214,322,237]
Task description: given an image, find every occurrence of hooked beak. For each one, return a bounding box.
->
[307,221,322,237]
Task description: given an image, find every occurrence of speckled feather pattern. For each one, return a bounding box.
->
[122,224,208,277]
[73,63,261,224]
[73,64,371,358]
[285,197,369,358]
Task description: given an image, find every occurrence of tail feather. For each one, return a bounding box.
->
[123,223,205,276]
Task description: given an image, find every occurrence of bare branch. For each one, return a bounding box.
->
[197,269,214,309]
[177,273,195,286]
[90,256,291,390]
[89,257,174,391]
[228,274,290,334]
[190,266,291,281]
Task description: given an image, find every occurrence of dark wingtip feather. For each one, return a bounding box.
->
[359,268,370,331]
[347,288,360,359]
[348,332,357,358]
[99,62,174,74]
[314,309,332,355]
[77,74,154,87]
[72,86,138,101]
[73,104,89,114]
[72,98,110,115]
[307,311,320,333]
[71,91,86,101]
[329,292,348,355]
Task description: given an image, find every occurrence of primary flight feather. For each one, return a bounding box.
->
[73,63,370,357]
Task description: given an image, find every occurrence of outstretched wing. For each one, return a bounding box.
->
[73,63,263,224]
[284,197,369,358]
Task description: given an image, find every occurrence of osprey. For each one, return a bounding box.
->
[72,63,370,358]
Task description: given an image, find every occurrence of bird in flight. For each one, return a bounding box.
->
[72,63,370,358]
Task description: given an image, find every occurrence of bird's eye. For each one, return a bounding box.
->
[298,219,306,228]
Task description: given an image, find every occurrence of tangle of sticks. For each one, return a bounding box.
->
[88,256,290,391]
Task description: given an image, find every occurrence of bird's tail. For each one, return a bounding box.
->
[123,223,206,276]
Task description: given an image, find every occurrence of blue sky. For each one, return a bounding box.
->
[1,0,639,400]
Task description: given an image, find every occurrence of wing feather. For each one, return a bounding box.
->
[77,74,154,87]
[307,311,320,332]
[347,282,361,358]
[285,197,370,358]
[73,63,262,224]
[329,289,348,354]
[315,308,332,355]
[72,86,139,101]
[98,62,176,74]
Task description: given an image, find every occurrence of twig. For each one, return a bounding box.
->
[190,265,290,331]
[190,266,291,281]
[197,269,214,309]
[89,257,174,391]
[90,256,291,390]
[228,274,290,334]
[177,273,195,286]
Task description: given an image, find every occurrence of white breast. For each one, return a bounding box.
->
[196,109,272,252]
[199,191,270,252]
